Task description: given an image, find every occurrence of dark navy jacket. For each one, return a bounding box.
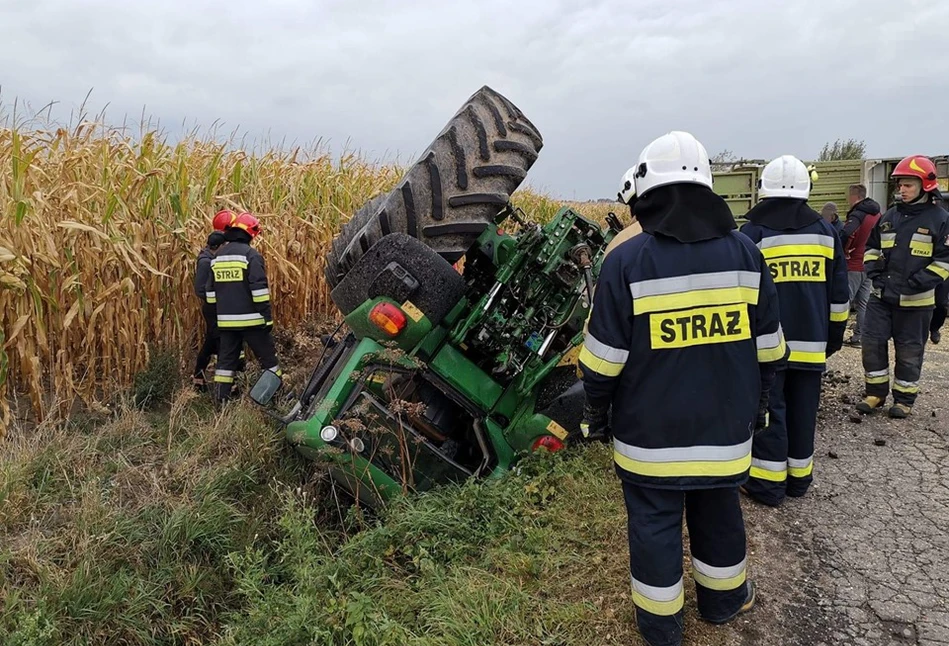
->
[579,230,786,490]
[205,241,273,328]
[865,201,949,309]
[740,215,850,370]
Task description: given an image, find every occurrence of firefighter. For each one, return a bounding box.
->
[857,155,949,418]
[193,230,226,389]
[192,209,240,389]
[738,155,849,506]
[930,279,949,343]
[205,211,283,402]
[579,131,786,646]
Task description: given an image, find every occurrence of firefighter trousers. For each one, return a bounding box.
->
[623,482,749,646]
[862,296,932,407]
[745,369,822,507]
[214,326,280,401]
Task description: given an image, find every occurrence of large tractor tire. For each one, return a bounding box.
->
[324,85,543,289]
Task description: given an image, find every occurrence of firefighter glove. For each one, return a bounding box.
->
[755,406,770,434]
[580,400,610,441]
[826,338,843,358]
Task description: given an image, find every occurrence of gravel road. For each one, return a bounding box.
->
[724,340,949,646]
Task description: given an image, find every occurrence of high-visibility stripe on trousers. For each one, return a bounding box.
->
[215,326,281,402]
[744,369,822,506]
[622,482,749,646]
[861,296,932,407]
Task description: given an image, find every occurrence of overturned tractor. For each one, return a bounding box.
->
[251,86,623,505]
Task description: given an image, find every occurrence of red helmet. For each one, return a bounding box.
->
[232,212,261,238]
[891,155,938,193]
[212,209,237,231]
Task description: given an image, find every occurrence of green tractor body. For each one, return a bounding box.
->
[251,87,621,505]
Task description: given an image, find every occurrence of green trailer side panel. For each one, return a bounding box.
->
[712,167,759,220]
[806,160,863,214]
[713,159,863,219]
[714,170,757,195]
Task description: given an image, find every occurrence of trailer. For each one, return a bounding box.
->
[712,155,949,222]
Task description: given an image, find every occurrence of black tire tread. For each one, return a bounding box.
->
[325,85,542,287]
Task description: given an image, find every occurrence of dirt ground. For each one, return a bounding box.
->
[714,338,949,646]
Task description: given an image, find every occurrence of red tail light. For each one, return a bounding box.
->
[368,302,407,336]
[532,435,565,452]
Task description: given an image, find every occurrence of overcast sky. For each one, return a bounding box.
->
[2,0,947,200]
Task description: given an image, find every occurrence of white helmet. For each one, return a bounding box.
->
[633,131,713,197]
[758,155,813,199]
[618,166,637,204]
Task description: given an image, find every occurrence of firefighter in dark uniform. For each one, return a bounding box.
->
[579,131,786,646]
[857,155,949,418]
[205,211,282,402]
[739,155,849,506]
[929,195,949,344]
[192,210,240,389]
[193,230,226,389]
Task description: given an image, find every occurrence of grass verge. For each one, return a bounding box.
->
[5,388,728,646]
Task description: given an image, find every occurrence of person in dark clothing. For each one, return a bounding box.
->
[193,230,227,388]
[857,156,949,419]
[205,211,282,402]
[821,202,844,238]
[739,155,849,507]
[580,131,784,646]
[839,185,883,346]
[931,281,949,343]
[931,196,949,344]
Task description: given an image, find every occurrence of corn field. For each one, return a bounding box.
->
[0,120,609,430]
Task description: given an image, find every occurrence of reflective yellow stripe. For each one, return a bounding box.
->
[214,375,234,384]
[633,286,758,315]
[789,350,825,364]
[893,380,920,394]
[788,463,814,478]
[881,240,895,249]
[760,244,834,260]
[206,296,217,303]
[579,346,624,377]
[787,341,826,363]
[899,291,935,307]
[788,456,813,478]
[630,271,760,314]
[631,577,684,616]
[864,249,883,261]
[926,264,949,280]
[830,302,850,322]
[757,336,787,362]
[866,375,890,385]
[582,334,629,364]
[910,241,933,257]
[252,294,271,303]
[614,451,751,478]
[750,466,786,482]
[750,458,787,482]
[692,558,747,592]
[219,319,266,328]
[211,261,248,270]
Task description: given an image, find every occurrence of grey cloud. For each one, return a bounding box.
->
[1,0,948,200]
